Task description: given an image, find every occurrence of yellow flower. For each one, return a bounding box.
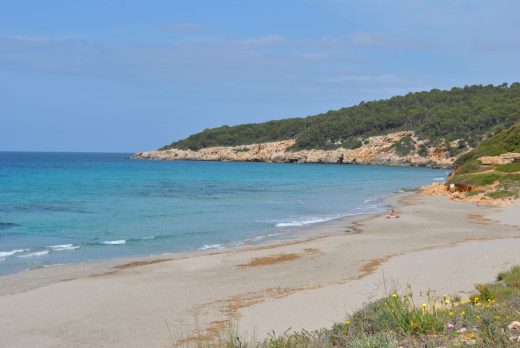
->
[345,320,350,326]
[476,302,481,306]
[392,292,398,298]
[477,315,480,319]
[494,316,500,320]
[461,311,466,316]
[449,311,454,316]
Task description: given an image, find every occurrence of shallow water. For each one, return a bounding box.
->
[0,152,447,275]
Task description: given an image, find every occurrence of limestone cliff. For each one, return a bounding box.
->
[133,131,463,168]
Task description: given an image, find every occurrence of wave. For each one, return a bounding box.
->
[275,216,339,227]
[363,196,380,203]
[0,249,29,257]
[102,240,126,245]
[198,244,222,250]
[0,258,4,262]
[48,244,80,251]
[433,177,445,181]
[141,236,155,240]
[17,250,50,258]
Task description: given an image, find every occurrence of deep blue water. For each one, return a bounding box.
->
[0,152,447,275]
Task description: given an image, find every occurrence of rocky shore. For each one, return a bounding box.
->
[133,131,458,168]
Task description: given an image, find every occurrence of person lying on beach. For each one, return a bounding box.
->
[386,209,399,219]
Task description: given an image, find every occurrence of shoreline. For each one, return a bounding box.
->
[1,192,519,347]
[133,156,454,169]
[0,193,394,294]
[0,186,401,279]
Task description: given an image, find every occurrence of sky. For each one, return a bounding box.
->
[1,0,519,152]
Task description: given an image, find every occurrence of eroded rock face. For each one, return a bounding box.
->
[133,131,459,168]
[479,153,520,165]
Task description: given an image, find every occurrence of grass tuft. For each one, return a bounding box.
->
[214,265,520,347]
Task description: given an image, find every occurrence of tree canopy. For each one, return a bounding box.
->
[162,83,520,151]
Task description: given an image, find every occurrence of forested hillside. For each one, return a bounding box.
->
[162,83,520,151]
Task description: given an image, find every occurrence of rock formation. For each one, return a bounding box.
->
[133,131,461,168]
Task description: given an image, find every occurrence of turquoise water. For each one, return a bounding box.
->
[0,152,447,275]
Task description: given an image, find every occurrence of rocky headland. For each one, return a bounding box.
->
[133,131,460,168]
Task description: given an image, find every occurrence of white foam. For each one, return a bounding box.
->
[141,236,155,240]
[0,249,29,257]
[433,177,445,181]
[275,216,335,227]
[102,240,126,245]
[48,244,80,251]
[363,197,379,203]
[17,250,49,258]
[0,258,5,262]
[198,244,222,250]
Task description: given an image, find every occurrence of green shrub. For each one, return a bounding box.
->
[496,162,520,172]
[497,265,520,289]
[486,190,516,199]
[450,172,502,186]
[392,136,415,156]
[349,334,398,348]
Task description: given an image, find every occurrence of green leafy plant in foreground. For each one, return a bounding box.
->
[208,266,520,347]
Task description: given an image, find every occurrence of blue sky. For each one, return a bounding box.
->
[1,0,519,152]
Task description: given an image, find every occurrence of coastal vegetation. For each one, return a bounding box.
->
[162,83,520,152]
[216,266,520,347]
[449,120,520,198]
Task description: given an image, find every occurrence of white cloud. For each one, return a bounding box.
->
[325,73,401,83]
[162,23,205,32]
[234,34,287,47]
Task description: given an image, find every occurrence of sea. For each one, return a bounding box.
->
[0,152,448,275]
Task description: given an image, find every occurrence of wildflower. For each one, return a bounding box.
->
[458,327,467,333]
[444,299,450,305]
[448,323,455,329]
[476,302,481,306]
[474,297,479,302]
[461,311,466,317]
[392,292,398,298]
[344,320,350,326]
[422,303,427,309]
[476,315,480,319]
[449,311,454,317]
[494,316,500,320]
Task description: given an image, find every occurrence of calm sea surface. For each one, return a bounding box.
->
[0,152,447,275]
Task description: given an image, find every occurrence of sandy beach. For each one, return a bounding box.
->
[1,193,519,347]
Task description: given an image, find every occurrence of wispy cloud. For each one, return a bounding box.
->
[162,23,205,32]
[325,73,401,84]
[234,34,287,47]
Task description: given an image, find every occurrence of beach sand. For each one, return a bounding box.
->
[0,193,519,347]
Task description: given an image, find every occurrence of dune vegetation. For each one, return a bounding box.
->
[449,120,520,199]
[210,266,520,347]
